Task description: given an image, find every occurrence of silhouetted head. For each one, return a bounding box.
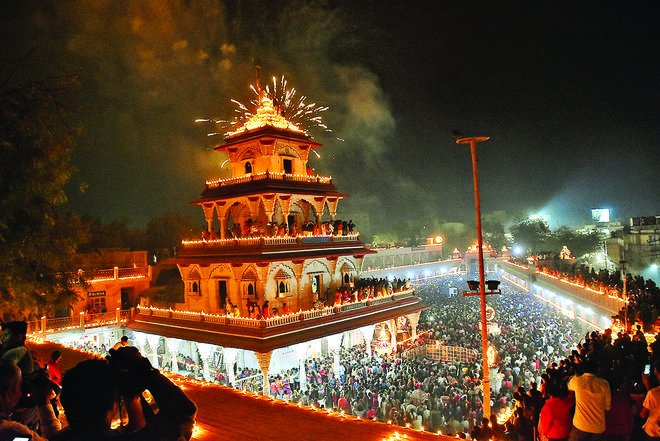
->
[60,359,119,432]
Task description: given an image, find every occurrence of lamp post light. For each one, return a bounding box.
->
[455,134,492,419]
[620,259,628,331]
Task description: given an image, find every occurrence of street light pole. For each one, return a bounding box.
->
[456,135,492,419]
[620,259,628,331]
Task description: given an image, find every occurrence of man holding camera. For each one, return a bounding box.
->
[50,346,197,441]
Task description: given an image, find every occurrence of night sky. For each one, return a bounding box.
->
[2,1,658,235]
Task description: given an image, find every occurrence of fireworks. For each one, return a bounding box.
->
[197,75,337,140]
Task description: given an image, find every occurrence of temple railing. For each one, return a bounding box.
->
[205,172,333,189]
[27,308,131,336]
[85,266,150,282]
[136,288,417,330]
[180,233,361,250]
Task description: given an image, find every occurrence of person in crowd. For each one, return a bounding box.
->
[471,416,494,440]
[0,360,60,440]
[538,383,574,441]
[1,321,34,375]
[567,358,611,441]
[640,360,660,441]
[50,346,196,441]
[112,335,129,351]
[46,350,64,418]
[46,350,63,387]
[605,379,634,441]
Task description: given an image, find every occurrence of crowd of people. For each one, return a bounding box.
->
[532,258,660,332]
[252,276,658,439]
[2,271,658,440]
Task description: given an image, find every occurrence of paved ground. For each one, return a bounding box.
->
[28,341,452,441]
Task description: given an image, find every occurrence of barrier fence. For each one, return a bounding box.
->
[402,340,479,363]
[26,308,131,335]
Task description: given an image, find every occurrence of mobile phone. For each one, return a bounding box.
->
[644,364,651,375]
[13,436,32,441]
[141,389,159,414]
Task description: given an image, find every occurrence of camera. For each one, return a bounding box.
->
[18,369,58,408]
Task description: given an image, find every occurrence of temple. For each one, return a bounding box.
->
[128,74,425,391]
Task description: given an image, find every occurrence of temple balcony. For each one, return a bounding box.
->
[199,172,343,201]
[128,289,424,352]
[177,233,368,260]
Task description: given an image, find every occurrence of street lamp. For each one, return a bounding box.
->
[454,133,492,419]
[620,259,628,331]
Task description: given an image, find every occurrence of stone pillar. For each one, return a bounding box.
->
[389,319,398,352]
[41,316,47,334]
[146,334,161,369]
[166,338,180,374]
[223,347,238,386]
[197,343,216,382]
[361,324,376,356]
[327,333,343,375]
[134,333,146,356]
[219,217,227,240]
[294,344,308,392]
[255,351,273,396]
[406,311,421,340]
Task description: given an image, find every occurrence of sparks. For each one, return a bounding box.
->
[196,75,339,140]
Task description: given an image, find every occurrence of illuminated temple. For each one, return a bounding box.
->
[127,75,426,392]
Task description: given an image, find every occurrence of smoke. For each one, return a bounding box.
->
[3,0,429,233]
[334,65,395,159]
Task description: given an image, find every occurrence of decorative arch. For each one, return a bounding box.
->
[187,266,202,295]
[209,264,232,278]
[336,257,357,287]
[303,259,331,275]
[238,145,260,161]
[241,266,260,281]
[268,263,296,278]
[188,267,202,280]
[276,144,301,158]
[240,265,260,300]
[265,263,297,300]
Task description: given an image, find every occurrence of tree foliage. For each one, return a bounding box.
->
[145,212,196,257]
[509,216,552,253]
[0,73,88,313]
[547,226,602,258]
[481,210,508,252]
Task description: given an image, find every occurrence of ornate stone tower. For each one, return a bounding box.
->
[173,77,373,316]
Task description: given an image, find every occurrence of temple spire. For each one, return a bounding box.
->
[254,60,262,98]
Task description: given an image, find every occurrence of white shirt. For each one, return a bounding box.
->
[643,385,660,437]
[568,373,611,434]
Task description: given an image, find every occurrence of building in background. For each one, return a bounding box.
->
[71,248,151,316]
[608,215,660,281]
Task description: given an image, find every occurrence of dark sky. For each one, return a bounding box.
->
[2,1,658,234]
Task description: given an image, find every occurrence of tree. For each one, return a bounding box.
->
[0,72,88,314]
[548,226,602,258]
[79,216,145,253]
[144,212,197,258]
[509,216,551,254]
[439,222,474,255]
[482,210,508,253]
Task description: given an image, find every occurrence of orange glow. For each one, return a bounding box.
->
[225,95,304,137]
